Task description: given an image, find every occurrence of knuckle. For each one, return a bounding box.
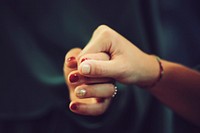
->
[94,25,113,38]
[96,25,110,32]
[92,63,106,76]
[99,28,112,38]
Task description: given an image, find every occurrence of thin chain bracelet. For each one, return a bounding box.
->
[145,55,164,88]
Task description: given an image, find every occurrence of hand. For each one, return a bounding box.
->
[77,25,160,87]
[64,48,116,116]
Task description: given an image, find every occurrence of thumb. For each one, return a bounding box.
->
[78,59,118,78]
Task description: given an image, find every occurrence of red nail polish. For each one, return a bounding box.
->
[97,98,105,103]
[68,62,77,68]
[67,56,75,62]
[66,57,77,68]
[81,58,89,63]
[69,73,79,83]
[71,103,78,110]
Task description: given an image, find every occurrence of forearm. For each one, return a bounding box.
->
[149,60,200,127]
[76,25,200,125]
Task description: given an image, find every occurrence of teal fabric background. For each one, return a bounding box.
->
[0,0,199,132]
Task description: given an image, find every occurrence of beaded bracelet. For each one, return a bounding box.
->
[146,56,164,88]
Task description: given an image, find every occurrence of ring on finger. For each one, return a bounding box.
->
[112,85,118,98]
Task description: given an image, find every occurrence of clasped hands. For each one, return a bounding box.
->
[64,48,116,116]
[63,25,159,116]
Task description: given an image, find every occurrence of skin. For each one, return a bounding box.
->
[64,48,115,116]
[64,25,200,128]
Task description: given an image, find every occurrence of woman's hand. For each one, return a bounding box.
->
[76,25,200,127]
[77,25,160,87]
[64,48,116,116]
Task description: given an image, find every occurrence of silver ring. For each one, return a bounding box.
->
[112,86,118,98]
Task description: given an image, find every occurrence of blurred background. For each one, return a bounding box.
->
[0,0,200,133]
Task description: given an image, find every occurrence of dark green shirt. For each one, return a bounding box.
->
[1,0,200,132]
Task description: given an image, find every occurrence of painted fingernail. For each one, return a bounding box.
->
[70,103,78,110]
[69,73,79,83]
[75,88,87,98]
[67,56,75,62]
[81,63,91,74]
[66,57,77,68]
[97,98,105,103]
[81,58,89,63]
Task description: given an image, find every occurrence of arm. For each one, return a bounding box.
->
[77,25,200,127]
[149,60,200,127]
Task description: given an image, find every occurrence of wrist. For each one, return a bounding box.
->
[148,56,164,88]
[138,55,164,89]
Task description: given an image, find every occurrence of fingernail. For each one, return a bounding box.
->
[66,57,77,68]
[69,73,79,83]
[81,58,89,63]
[81,63,91,74]
[75,88,86,98]
[97,98,105,103]
[71,103,78,110]
[67,56,75,62]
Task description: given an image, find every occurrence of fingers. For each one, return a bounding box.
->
[65,47,114,116]
[74,83,116,98]
[77,52,110,65]
[78,59,119,78]
[64,48,82,75]
[69,98,111,116]
[68,70,113,85]
[76,25,122,78]
[69,83,116,116]
[66,52,112,86]
[64,48,82,96]
[64,49,111,85]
